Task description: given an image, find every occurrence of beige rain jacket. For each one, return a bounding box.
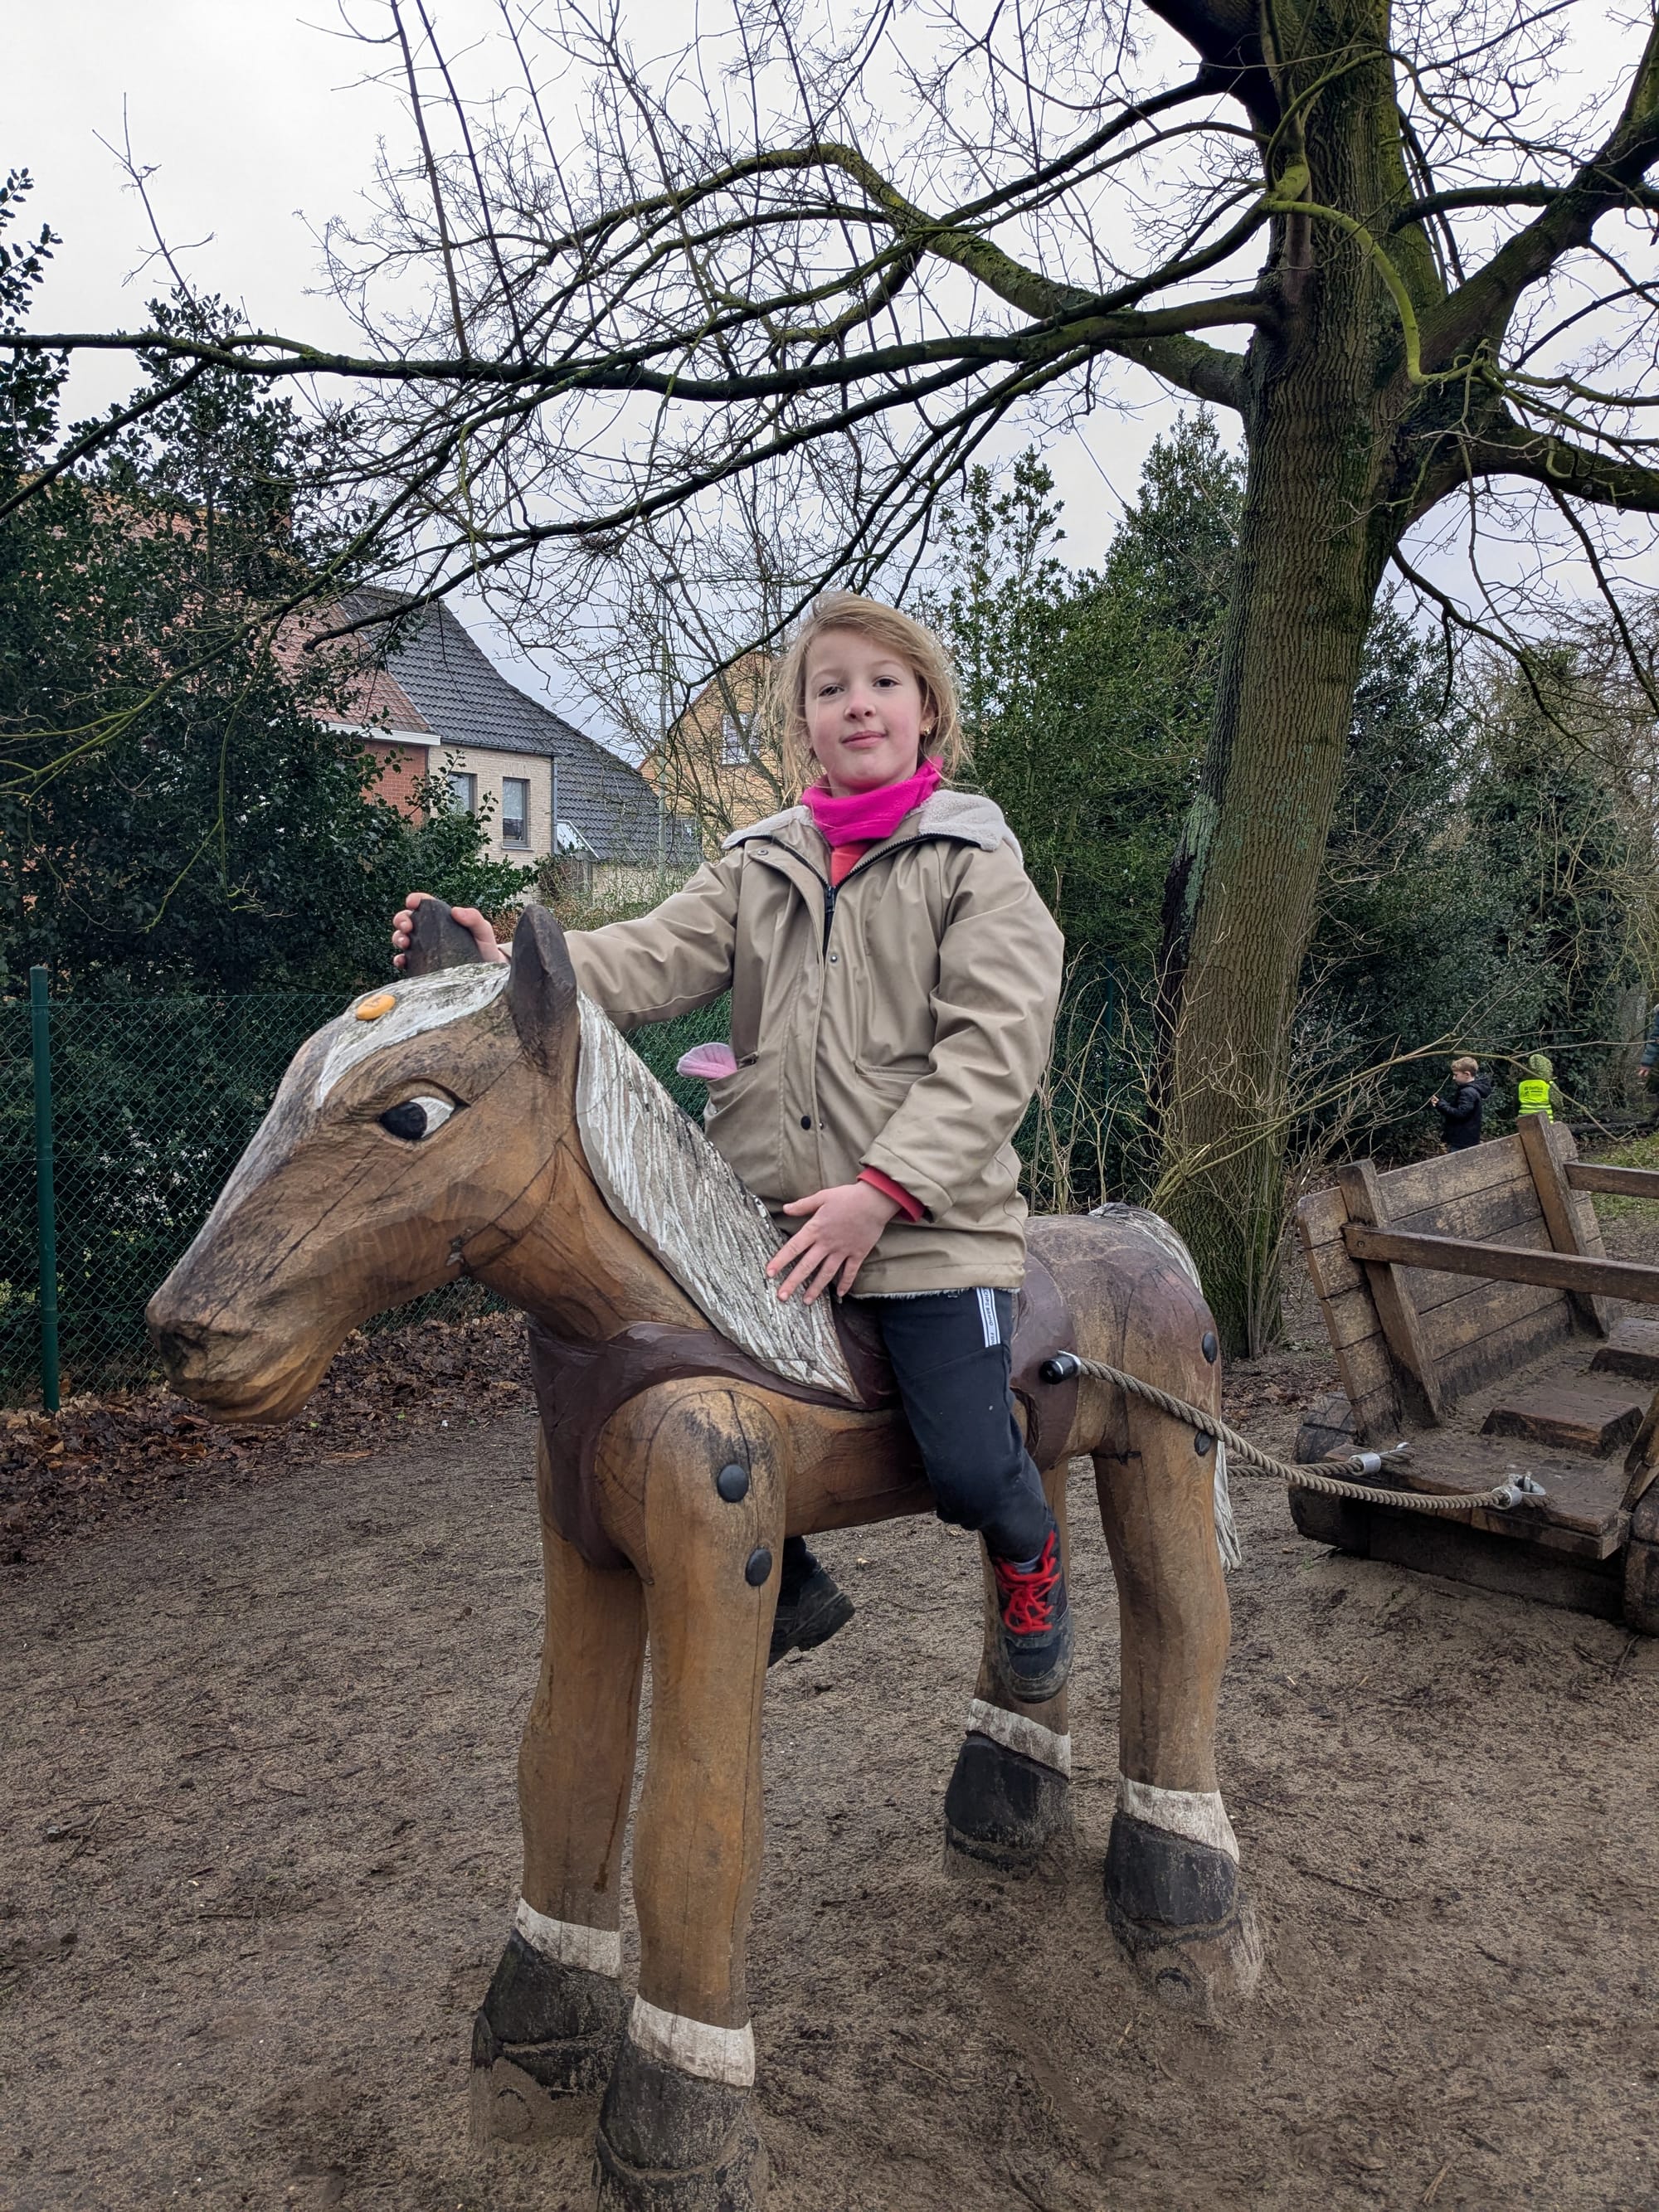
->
[565,788,1065,1294]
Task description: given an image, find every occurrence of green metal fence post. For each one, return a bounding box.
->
[29,966,61,1413]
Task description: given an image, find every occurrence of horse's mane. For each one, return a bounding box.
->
[574,996,859,1400]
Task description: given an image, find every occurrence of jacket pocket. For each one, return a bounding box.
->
[853,1053,931,1085]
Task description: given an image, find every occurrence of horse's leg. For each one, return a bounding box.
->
[941,1459,1074,1873]
[594,1383,781,2212]
[1092,1281,1262,2020]
[471,1433,646,2142]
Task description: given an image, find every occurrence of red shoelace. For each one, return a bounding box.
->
[992,1532,1062,1635]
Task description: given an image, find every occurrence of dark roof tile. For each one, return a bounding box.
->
[342,586,698,866]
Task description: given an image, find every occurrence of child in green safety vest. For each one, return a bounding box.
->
[1516,1052,1562,1121]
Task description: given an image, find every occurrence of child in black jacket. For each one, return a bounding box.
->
[1431,1056,1493,1152]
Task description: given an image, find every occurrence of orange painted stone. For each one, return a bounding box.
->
[354,991,397,1022]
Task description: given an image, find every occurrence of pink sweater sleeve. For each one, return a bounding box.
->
[858,1164,925,1222]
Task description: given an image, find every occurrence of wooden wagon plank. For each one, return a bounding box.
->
[1343,1223,1659,1305]
[1402,1219,1554,1320]
[1289,1489,1629,1603]
[1300,1155,1538,1255]
[1434,1298,1576,1401]
[1385,1174,1541,1246]
[1301,1232,1369,1305]
[1329,1334,1402,1446]
[1481,1385,1643,1458]
[1423,1274,1561,1354]
[1327,1324,1396,1402]
[1374,1136,1530,1217]
[1517,1116,1608,1334]
[1297,1186,1351,1248]
[1593,1318,1659,1386]
[1335,1162,1445,1425]
[1316,1266,1562,1369]
[1565,1161,1659,1201]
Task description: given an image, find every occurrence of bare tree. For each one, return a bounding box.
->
[523,483,810,847]
[12,0,1659,1340]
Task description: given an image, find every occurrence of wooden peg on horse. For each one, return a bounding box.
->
[404,892,494,974]
[148,903,1260,2212]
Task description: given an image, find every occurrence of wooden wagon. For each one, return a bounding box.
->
[1292,1115,1659,1630]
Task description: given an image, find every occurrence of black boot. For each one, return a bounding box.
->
[990,1524,1073,1704]
[768,1537,854,1665]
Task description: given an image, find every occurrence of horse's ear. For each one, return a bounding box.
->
[507,904,579,1071]
[405,896,488,975]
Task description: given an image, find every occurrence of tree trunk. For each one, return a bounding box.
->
[1151,4,1426,1353]
[1155,415,1385,1350]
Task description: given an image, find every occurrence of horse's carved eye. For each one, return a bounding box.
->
[378,1094,459,1143]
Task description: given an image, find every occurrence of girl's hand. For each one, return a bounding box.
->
[392,891,508,970]
[766,1182,901,1304]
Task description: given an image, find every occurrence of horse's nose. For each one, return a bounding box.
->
[148,1313,215,1386]
[146,1276,226,1378]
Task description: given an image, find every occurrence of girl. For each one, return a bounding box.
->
[392,593,1070,1700]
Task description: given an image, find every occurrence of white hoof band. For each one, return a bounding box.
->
[967,1696,1072,1776]
[1117,1775,1238,1864]
[629,1996,757,2088]
[513,1898,622,1978]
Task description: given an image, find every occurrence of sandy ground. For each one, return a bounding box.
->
[4,1334,1658,2212]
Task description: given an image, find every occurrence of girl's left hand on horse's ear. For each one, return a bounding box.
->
[766,1182,901,1304]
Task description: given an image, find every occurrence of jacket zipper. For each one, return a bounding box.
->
[742,829,952,1147]
[747,828,948,954]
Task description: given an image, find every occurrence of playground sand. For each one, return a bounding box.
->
[1,1286,1654,2210]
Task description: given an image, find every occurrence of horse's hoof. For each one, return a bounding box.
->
[1102,1810,1263,2023]
[593,2041,766,2210]
[1106,1891,1264,2022]
[469,1930,625,2140]
[941,1730,1073,1877]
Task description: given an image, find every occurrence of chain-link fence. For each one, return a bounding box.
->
[1,983,731,1406]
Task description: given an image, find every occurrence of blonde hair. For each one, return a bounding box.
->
[769,591,966,790]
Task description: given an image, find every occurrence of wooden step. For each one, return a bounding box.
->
[1399,1437,1631,1558]
[1589,1317,1659,1383]
[1481,1383,1645,1457]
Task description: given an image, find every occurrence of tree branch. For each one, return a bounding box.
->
[7,286,1262,404]
[1097,328,1248,410]
[1467,416,1659,511]
[1139,0,1280,127]
[1428,15,1659,362]
[1393,181,1659,230]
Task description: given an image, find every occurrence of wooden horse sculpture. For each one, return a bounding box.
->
[148,902,1260,2212]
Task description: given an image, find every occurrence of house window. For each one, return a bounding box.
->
[720,713,750,766]
[502,776,530,847]
[446,770,477,813]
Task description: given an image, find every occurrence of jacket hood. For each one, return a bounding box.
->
[1468,1072,1494,1098]
[1526,1053,1554,1078]
[726,786,1022,861]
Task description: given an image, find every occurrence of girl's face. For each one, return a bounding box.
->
[802,627,932,796]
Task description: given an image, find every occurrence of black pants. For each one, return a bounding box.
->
[867,1286,1053,1561]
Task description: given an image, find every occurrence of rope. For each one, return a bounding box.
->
[1043,1354,1531,1516]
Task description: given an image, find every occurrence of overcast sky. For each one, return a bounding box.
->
[2,1,1186,552]
[6,2,1649,740]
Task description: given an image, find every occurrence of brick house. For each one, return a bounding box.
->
[311,586,698,894]
[642,652,794,847]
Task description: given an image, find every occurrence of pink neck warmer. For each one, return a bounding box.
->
[801,756,941,848]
